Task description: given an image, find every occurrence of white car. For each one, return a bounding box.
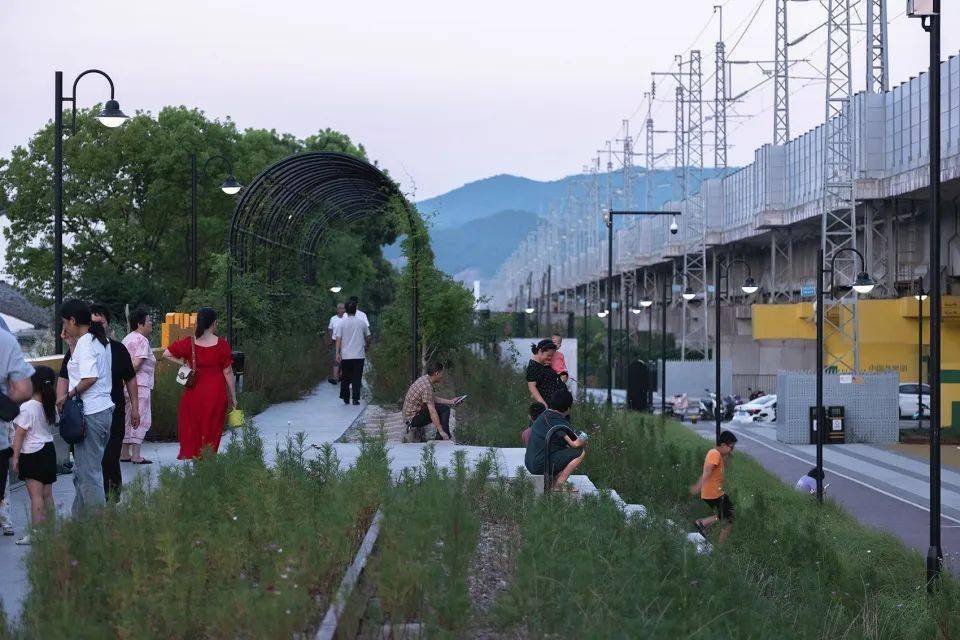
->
[898,383,930,419]
[733,394,777,424]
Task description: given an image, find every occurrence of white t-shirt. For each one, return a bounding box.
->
[67,333,114,415]
[796,475,817,495]
[331,310,369,339]
[14,399,54,455]
[338,315,371,360]
[328,314,344,340]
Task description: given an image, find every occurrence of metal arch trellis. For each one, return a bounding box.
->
[226,151,421,384]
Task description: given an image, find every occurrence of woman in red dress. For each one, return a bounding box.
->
[162,308,237,459]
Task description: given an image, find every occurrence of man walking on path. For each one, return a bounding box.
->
[327,303,345,385]
[402,361,459,441]
[690,430,737,544]
[335,299,370,405]
[348,295,370,328]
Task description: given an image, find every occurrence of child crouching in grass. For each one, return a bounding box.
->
[11,366,58,545]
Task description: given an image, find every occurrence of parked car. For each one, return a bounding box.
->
[898,382,931,419]
[733,394,777,424]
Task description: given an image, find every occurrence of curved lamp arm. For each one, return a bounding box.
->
[719,258,753,296]
[203,154,235,178]
[67,69,117,132]
[826,247,867,293]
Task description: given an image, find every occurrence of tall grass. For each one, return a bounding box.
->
[17,427,388,639]
[358,446,497,635]
[449,351,960,638]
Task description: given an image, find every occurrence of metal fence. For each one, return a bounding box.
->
[731,374,778,399]
[775,371,899,444]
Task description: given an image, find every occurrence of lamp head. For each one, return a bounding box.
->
[682,287,696,301]
[524,307,535,314]
[914,292,929,301]
[639,298,654,308]
[851,272,876,295]
[330,285,343,294]
[669,216,679,235]
[630,307,642,315]
[97,99,128,128]
[220,175,242,195]
[741,276,759,295]
[596,310,609,318]
[906,0,936,18]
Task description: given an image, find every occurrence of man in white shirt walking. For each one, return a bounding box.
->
[327,303,345,385]
[336,299,371,405]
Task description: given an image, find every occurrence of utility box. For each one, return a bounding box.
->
[626,360,652,411]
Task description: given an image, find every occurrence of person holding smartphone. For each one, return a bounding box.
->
[401,361,460,442]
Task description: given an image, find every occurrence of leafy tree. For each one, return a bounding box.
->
[0,108,376,320]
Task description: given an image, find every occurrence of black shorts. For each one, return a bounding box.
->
[703,494,734,522]
[19,442,57,485]
[548,448,583,475]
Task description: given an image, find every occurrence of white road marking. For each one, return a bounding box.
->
[727,427,960,526]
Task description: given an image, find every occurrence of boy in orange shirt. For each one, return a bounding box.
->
[690,430,738,544]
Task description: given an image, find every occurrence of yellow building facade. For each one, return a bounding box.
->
[752,296,960,432]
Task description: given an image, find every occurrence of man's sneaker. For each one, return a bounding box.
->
[15,534,31,545]
[1,523,13,536]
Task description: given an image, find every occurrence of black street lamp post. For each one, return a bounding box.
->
[908,0,944,590]
[53,69,129,353]
[916,278,928,424]
[815,248,876,503]
[190,154,242,288]
[605,209,679,405]
[660,278,671,416]
[714,259,759,445]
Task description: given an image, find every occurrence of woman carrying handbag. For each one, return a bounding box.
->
[162,307,237,460]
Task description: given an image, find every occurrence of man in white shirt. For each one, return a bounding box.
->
[326,303,345,385]
[56,299,113,514]
[336,299,371,406]
[348,296,370,328]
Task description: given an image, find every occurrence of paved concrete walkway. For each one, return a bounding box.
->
[686,421,960,573]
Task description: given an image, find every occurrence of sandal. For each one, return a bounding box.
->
[132,459,153,465]
[120,458,132,462]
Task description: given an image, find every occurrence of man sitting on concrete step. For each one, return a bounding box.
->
[524,388,586,492]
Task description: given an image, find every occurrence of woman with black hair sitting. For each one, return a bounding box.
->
[163,307,237,460]
[525,339,565,408]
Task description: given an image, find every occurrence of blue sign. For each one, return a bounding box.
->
[800,285,816,298]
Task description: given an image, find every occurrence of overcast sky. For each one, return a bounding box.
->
[2,1,959,200]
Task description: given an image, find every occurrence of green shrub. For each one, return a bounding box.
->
[18,426,388,639]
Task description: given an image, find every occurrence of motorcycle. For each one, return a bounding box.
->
[699,390,741,422]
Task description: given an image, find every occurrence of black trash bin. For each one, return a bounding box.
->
[809,405,846,444]
[627,360,651,411]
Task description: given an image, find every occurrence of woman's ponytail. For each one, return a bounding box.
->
[195,307,218,339]
[89,320,108,346]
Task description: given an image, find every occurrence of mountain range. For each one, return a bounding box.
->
[386,167,731,284]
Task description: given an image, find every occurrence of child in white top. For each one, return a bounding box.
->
[11,366,58,545]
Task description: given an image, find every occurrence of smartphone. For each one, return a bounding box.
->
[578,431,589,441]
[454,395,468,406]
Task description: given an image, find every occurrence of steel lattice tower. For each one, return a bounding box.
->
[774,0,790,145]
[715,6,728,168]
[681,50,708,360]
[821,0,860,372]
[865,0,889,93]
